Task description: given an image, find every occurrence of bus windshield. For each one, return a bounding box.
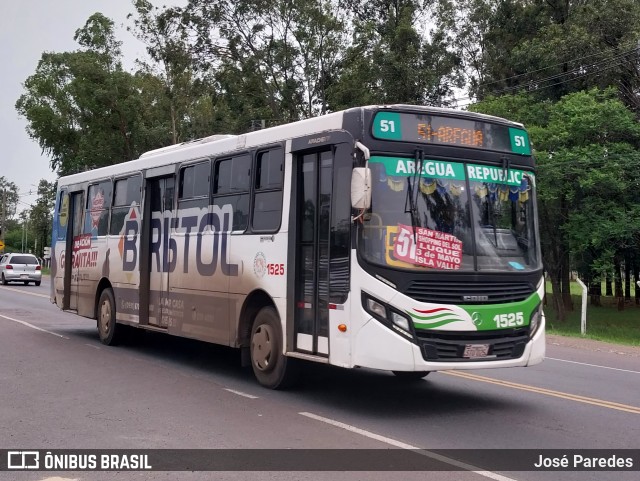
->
[358,156,540,272]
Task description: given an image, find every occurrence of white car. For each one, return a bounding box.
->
[0,253,42,286]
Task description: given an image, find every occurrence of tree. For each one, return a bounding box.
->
[129,0,221,143]
[435,0,549,103]
[472,88,640,319]
[0,177,19,222]
[16,13,147,175]
[28,180,57,257]
[439,0,640,111]
[181,0,348,128]
[330,0,462,109]
[0,177,19,250]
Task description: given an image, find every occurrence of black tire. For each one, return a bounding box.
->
[392,371,431,381]
[35,281,41,286]
[1,274,8,285]
[250,306,299,389]
[97,288,123,345]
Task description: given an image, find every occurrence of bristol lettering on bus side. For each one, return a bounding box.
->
[121,206,239,277]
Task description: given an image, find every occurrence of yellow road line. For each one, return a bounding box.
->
[0,285,49,299]
[442,370,640,414]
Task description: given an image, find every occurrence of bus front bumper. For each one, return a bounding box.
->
[352,314,546,372]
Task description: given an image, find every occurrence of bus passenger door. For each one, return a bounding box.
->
[62,190,84,311]
[141,176,175,328]
[293,150,334,357]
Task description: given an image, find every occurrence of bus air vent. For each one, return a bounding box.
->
[403,280,533,304]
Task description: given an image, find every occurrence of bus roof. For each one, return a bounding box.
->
[57,105,525,187]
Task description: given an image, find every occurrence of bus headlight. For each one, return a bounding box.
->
[390,311,410,332]
[363,293,413,338]
[366,298,387,319]
[529,305,543,338]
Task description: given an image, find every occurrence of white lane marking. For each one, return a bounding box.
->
[547,357,640,374]
[37,478,78,481]
[0,314,69,339]
[224,388,259,399]
[85,343,102,350]
[300,411,417,448]
[299,412,516,481]
[0,285,49,299]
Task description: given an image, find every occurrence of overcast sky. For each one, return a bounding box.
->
[0,0,182,212]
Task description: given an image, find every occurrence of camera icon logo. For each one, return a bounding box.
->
[7,451,40,469]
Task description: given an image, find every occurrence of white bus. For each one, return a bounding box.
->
[51,105,545,388]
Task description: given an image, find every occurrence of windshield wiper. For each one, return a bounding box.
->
[489,156,511,248]
[405,149,423,244]
[488,195,498,247]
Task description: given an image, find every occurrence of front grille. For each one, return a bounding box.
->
[404,279,533,304]
[415,327,529,362]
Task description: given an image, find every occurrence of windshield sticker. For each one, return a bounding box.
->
[371,156,533,188]
[466,165,526,186]
[369,156,465,180]
[385,227,422,268]
[393,224,462,270]
[509,261,525,270]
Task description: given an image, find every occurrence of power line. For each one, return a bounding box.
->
[476,40,640,90]
[454,45,639,106]
[490,47,638,97]
[455,50,637,108]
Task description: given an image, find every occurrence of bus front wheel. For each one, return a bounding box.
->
[250,306,299,389]
[97,288,122,346]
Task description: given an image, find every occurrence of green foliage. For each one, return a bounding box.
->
[3,224,23,253]
[439,0,640,113]
[129,0,225,142]
[545,291,640,346]
[474,88,640,320]
[330,1,462,109]
[28,180,56,257]
[177,0,351,127]
[0,177,19,222]
[16,14,146,175]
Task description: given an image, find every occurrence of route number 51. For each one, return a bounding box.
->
[379,120,396,133]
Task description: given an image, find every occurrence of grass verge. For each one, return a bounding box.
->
[544,289,640,346]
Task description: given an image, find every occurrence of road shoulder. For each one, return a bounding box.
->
[547,334,640,358]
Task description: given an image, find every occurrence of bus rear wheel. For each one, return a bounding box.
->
[392,371,430,381]
[97,288,123,346]
[250,306,299,389]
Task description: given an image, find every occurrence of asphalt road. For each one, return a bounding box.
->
[1,277,639,481]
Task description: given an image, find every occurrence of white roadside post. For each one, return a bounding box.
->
[576,277,588,335]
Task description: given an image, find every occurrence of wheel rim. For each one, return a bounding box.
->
[252,323,275,372]
[100,299,111,336]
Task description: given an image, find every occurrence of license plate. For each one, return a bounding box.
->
[463,344,490,358]
[21,274,29,279]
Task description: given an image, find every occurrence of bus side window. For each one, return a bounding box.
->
[213,154,250,231]
[110,175,142,235]
[57,191,68,240]
[178,161,210,210]
[86,180,112,236]
[252,148,283,232]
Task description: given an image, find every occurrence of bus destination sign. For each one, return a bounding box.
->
[372,111,531,155]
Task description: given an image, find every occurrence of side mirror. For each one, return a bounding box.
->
[351,167,371,210]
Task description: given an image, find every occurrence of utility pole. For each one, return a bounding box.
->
[1,188,5,252]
